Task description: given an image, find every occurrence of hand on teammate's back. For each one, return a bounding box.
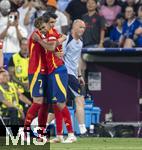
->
[58,34,67,44]
[55,51,64,59]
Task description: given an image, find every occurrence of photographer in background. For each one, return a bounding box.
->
[0,10,28,68]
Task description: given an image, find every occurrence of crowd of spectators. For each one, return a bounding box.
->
[0,0,142,125]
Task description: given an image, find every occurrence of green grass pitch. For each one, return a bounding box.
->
[1,137,142,150]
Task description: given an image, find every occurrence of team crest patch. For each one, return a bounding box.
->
[52,97,57,101]
[78,89,81,94]
[39,88,43,95]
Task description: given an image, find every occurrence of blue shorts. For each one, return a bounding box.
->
[47,65,68,103]
[28,73,48,97]
[67,74,83,101]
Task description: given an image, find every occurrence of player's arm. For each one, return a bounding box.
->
[32,32,56,51]
[18,92,32,105]
[78,58,85,86]
[0,49,3,68]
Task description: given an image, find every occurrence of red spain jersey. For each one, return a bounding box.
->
[28,30,48,74]
[46,28,64,74]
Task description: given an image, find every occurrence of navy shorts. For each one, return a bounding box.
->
[47,65,68,103]
[67,74,83,101]
[28,73,48,97]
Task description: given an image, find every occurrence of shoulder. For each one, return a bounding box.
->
[82,13,88,19]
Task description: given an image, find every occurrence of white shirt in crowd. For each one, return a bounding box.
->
[18,6,36,37]
[0,13,28,53]
[57,0,72,12]
[55,10,68,34]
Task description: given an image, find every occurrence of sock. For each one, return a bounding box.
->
[38,103,48,128]
[24,103,41,129]
[53,104,63,135]
[79,124,87,134]
[61,106,73,133]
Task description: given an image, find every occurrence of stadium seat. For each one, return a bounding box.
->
[62,104,101,135]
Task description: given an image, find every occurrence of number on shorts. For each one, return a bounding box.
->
[38,79,42,88]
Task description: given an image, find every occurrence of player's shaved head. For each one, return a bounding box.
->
[72,19,86,38]
[72,19,86,29]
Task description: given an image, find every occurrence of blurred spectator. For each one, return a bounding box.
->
[9,0,24,12]
[138,0,142,5]
[82,0,106,47]
[46,0,68,34]
[57,0,72,12]
[18,0,36,37]
[119,6,140,48]
[110,14,124,42]
[0,70,31,125]
[0,0,11,17]
[0,10,28,67]
[18,0,49,36]
[99,0,121,37]
[104,13,124,47]
[137,5,142,24]
[120,0,139,15]
[8,38,30,97]
[65,0,87,24]
[134,5,142,47]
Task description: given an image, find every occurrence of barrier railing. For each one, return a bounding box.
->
[82,47,142,52]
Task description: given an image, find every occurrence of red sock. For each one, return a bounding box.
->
[61,106,73,133]
[53,104,63,135]
[24,103,41,129]
[38,103,48,128]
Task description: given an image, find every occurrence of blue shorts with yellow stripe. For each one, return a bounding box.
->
[28,73,48,97]
[47,65,68,103]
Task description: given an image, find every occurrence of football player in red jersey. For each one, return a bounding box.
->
[24,17,50,139]
[35,12,77,143]
[24,17,47,136]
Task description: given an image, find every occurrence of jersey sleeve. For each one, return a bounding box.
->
[47,34,57,42]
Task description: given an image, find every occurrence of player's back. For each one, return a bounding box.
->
[28,30,48,75]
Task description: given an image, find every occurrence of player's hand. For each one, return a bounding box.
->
[58,34,67,44]
[78,76,85,86]
[55,51,64,59]
[61,34,67,41]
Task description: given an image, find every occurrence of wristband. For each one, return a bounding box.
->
[78,75,82,78]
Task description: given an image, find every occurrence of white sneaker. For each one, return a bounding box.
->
[63,135,77,144]
[50,135,64,143]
